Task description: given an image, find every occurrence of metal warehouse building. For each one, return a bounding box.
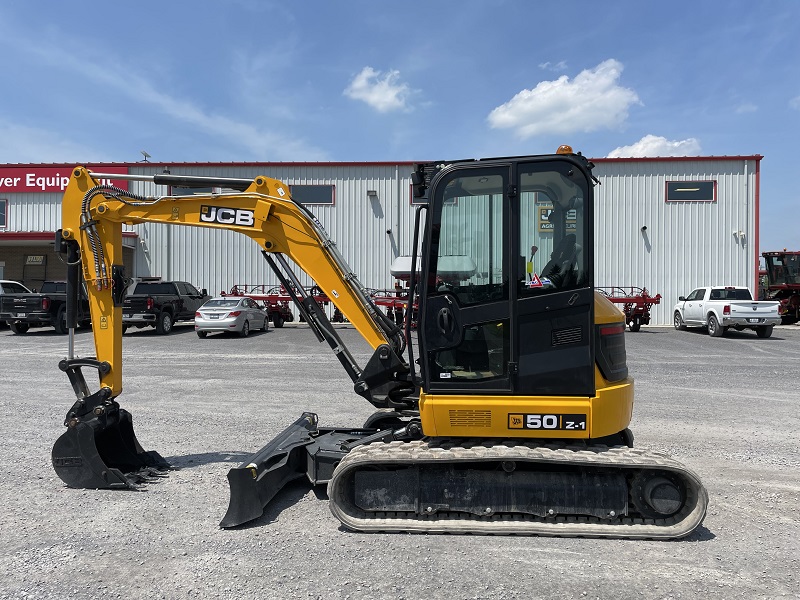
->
[0,154,761,325]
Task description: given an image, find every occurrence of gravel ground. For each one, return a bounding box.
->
[1,322,799,600]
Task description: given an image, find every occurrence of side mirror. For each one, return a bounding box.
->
[678,296,686,301]
[201,289,208,296]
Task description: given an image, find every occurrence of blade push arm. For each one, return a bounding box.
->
[59,167,407,399]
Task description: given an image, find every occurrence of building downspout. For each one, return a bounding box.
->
[753,158,761,294]
[395,164,402,257]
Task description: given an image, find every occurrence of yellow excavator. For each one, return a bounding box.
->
[51,148,708,538]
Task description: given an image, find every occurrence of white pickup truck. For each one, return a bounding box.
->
[673,286,781,338]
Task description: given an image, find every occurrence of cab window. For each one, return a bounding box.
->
[427,171,509,382]
[430,173,507,306]
[518,167,588,296]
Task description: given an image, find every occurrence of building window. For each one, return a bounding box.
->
[170,186,214,196]
[0,199,6,228]
[665,181,716,203]
[411,183,426,206]
[289,184,335,205]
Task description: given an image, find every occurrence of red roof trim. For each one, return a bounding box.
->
[592,155,763,163]
[0,231,138,240]
[0,163,135,169]
[0,156,761,168]
[1,161,418,168]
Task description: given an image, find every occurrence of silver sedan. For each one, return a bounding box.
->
[195,297,269,338]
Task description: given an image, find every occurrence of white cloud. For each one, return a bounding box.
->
[735,103,758,114]
[0,25,327,161]
[606,135,701,158]
[487,59,640,139]
[343,67,413,113]
[790,96,800,110]
[539,61,568,72]
[0,121,102,163]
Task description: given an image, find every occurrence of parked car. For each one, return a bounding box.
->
[0,280,32,296]
[195,296,269,338]
[122,280,209,334]
[673,286,781,338]
[0,280,33,329]
[0,280,91,334]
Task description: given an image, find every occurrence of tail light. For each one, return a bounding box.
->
[195,312,201,318]
[146,297,154,310]
[595,322,628,382]
[229,311,242,317]
[42,297,51,310]
[723,305,731,316]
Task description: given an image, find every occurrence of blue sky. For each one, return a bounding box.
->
[0,1,798,249]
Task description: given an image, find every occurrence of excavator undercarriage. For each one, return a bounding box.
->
[329,435,707,539]
[215,411,707,538]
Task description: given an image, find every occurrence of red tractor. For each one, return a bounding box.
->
[761,251,800,324]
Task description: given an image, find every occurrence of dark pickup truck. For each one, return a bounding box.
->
[0,280,90,334]
[123,280,210,334]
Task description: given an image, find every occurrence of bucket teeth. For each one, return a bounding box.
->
[52,406,171,490]
[124,467,171,486]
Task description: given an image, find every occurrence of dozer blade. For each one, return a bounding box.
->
[220,412,319,528]
[220,412,392,528]
[52,405,170,490]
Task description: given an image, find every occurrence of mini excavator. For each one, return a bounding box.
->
[51,148,708,538]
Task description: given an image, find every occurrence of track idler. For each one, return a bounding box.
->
[52,359,170,489]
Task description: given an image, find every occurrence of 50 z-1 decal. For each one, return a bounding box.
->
[508,413,587,431]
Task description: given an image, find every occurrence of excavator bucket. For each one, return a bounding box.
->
[52,403,170,490]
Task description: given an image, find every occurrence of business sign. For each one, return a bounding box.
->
[537,205,577,232]
[25,255,46,266]
[0,166,129,193]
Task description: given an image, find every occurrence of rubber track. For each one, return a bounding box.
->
[328,438,708,539]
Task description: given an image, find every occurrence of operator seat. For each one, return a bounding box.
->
[541,234,577,286]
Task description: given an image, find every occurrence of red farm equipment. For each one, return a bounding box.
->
[597,287,662,332]
[221,284,305,328]
[761,251,800,324]
[221,283,415,329]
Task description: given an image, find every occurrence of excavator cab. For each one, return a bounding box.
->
[419,156,594,397]
[412,153,632,443]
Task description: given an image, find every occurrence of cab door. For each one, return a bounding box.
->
[419,156,595,397]
[419,164,512,394]
[513,160,595,396]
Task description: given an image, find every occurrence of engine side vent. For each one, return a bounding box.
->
[448,410,492,428]
[552,326,582,346]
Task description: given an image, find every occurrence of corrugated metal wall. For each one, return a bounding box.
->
[4,192,62,230]
[593,159,756,325]
[1,158,758,325]
[126,164,415,302]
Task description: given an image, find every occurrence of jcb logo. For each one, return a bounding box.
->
[508,414,524,429]
[199,205,255,227]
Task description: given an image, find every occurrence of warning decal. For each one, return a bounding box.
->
[528,273,543,288]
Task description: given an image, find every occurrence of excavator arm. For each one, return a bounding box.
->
[57,167,409,403]
[52,167,416,525]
